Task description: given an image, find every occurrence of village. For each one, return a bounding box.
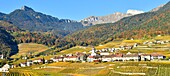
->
[0,40,170,73]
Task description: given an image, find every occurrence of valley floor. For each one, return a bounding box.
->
[2,35,170,76]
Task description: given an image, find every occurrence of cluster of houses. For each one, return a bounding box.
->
[16,44,139,67]
[143,40,169,45]
[19,59,48,67]
[93,43,138,53]
[0,41,169,70]
[0,64,10,72]
[16,45,166,67]
[50,47,166,62]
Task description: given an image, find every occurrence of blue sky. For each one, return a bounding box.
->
[0,0,169,21]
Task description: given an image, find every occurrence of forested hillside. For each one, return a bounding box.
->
[0,21,60,46]
[0,28,18,57]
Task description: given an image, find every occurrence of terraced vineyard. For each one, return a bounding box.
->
[158,66,170,76]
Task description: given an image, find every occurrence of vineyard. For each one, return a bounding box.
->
[11,43,49,58]
[0,72,35,76]
[1,61,169,76]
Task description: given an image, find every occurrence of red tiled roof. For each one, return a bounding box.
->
[112,54,123,57]
[102,55,112,58]
[123,54,139,57]
[151,53,164,56]
[140,54,150,56]
[67,56,77,58]
[88,56,95,58]
[54,56,64,59]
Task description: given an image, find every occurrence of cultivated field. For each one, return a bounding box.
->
[56,46,92,55]
[11,43,49,58]
[5,36,170,76]
[4,61,170,76]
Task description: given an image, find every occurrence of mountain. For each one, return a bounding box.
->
[65,1,170,46]
[150,4,165,12]
[0,12,6,16]
[0,6,84,36]
[81,10,144,26]
[0,12,6,19]
[0,28,18,57]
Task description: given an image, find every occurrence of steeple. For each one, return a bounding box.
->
[0,54,4,59]
[91,47,97,56]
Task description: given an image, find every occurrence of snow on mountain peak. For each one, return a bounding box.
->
[127,9,144,15]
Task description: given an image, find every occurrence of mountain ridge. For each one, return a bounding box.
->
[81,9,144,26]
[150,4,165,12]
[0,6,84,36]
[63,1,170,46]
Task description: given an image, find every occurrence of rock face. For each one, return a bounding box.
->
[68,1,170,46]
[150,4,165,12]
[20,6,34,11]
[81,10,144,26]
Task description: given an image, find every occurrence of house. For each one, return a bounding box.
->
[63,56,80,62]
[27,60,33,66]
[19,60,33,67]
[161,41,165,44]
[133,43,138,47]
[33,58,47,63]
[119,46,125,50]
[76,52,87,62]
[22,56,28,60]
[123,54,139,61]
[165,40,169,43]
[0,64,10,72]
[151,53,166,60]
[102,55,113,62]
[10,65,14,68]
[110,48,115,52]
[112,54,123,61]
[155,40,162,44]
[143,41,148,45]
[87,55,101,62]
[100,52,110,56]
[140,54,151,61]
[0,54,4,59]
[124,45,133,50]
[20,62,26,67]
[51,56,64,62]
